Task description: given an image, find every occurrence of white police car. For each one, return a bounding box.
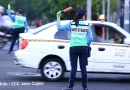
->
[14,20,130,81]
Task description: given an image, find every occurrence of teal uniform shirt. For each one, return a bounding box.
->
[7,10,28,31]
[13,15,26,28]
[56,20,93,47]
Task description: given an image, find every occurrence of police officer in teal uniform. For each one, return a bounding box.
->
[56,9,93,90]
[7,7,28,54]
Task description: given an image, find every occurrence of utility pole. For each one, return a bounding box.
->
[124,0,130,33]
[87,0,92,20]
[107,0,110,22]
[117,0,121,19]
[102,0,105,40]
[96,0,99,17]
[106,0,110,40]
[102,0,105,15]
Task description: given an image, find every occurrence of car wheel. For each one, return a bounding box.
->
[41,58,65,81]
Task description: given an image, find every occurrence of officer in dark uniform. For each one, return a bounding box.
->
[56,9,93,90]
[7,7,28,54]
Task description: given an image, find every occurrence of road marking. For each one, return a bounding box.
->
[7,72,41,76]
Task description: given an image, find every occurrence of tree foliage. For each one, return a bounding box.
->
[0,0,118,23]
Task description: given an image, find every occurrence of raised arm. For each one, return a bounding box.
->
[56,11,71,31]
[56,20,71,31]
[7,10,15,21]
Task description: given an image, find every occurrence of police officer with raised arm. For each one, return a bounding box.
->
[7,4,28,54]
[56,9,93,90]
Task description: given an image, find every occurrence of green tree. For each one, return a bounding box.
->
[92,0,117,20]
[0,0,118,23]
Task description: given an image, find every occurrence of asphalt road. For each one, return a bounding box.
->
[0,45,130,90]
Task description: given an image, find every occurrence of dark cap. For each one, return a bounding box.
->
[76,9,86,19]
[16,9,22,14]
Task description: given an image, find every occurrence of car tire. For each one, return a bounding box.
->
[41,58,65,81]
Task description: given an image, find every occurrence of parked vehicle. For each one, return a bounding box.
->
[0,6,13,49]
[14,20,130,81]
[0,15,13,49]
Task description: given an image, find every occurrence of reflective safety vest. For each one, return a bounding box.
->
[13,15,26,28]
[70,20,89,47]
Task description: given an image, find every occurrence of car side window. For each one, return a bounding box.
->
[93,25,125,44]
[54,31,70,40]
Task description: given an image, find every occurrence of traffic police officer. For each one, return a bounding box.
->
[56,9,93,90]
[7,6,28,54]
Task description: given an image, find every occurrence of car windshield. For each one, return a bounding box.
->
[35,25,58,39]
[113,24,130,37]
[30,20,71,40]
[30,22,56,35]
[31,20,71,35]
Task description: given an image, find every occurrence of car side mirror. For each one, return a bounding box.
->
[124,37,130,45]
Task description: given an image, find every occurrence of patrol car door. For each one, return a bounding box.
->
[92,24,130,73]
[55,29,95,71]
